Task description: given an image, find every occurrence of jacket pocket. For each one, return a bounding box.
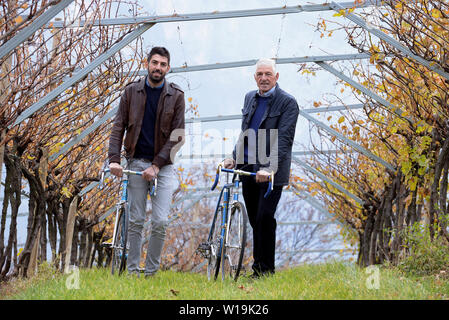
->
[263,109,281,128]
[241,108,250,130]
[161,101,175,131]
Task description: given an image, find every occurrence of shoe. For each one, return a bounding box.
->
[247,270,274,280]
[127,270,140,278]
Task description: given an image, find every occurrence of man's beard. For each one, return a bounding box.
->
[148,70,165,83]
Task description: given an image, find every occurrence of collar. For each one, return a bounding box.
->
[136,77,172,95]
[256,84,277,98]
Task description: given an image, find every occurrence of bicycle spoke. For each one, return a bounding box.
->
[221,202,248,281]
[207,211,223,281]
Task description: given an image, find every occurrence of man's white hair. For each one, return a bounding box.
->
[255,58,276,73]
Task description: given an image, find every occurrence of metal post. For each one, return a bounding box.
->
[9,23,155,128]
[49,106,118,161]
[315,61,410,122]
[298,108,395,171]
[46,1,383,28]
[330,1,449,81]
[0,0,75,60]
[292,155,364,205]
[51,54,369,163]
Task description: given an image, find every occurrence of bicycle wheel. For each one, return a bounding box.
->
[111,206,128,275]
[221,201,248,281]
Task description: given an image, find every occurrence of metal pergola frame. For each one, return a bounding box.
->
[3,0,445,261]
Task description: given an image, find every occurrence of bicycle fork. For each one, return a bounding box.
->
[219,187,230,259]
[221,179,239,260]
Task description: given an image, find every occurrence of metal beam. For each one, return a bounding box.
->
[292,155,364,205]
[166,220,336,229]
[330,1,449,81]
[47,1,383,28]
[315,61,410,122]
[0,0,74,60]
[78,103,371,197]
[177,150,353,161]
[163,53,372,75]
[56,100,360,163]
[184,103,365,124]
[278,248,354,254]
[48,106,118,161]
[291,184,339,220]
[68,53,373,78]
[8,23,155,129]
[47,53,369,161]
[298,108,395,171]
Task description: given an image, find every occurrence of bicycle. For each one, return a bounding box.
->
[197,162,274,282]
[99,163,157,275]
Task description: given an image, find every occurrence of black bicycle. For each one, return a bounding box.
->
[198,163,273,281]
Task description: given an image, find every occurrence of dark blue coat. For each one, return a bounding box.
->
[233,83,299,186]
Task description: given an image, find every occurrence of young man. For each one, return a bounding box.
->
[224,58,299,278]
[108,47,185,277]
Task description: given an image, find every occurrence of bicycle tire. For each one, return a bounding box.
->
[207,209,224,281]
[111,207,128,275]
[221,201,248,281]
[206,189,225,281]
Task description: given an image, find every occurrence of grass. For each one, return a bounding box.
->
[2,261,448,300]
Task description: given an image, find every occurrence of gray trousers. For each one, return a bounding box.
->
[126,158,174,275]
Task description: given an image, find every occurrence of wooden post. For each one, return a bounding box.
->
[27,228,41,276]
[64,196,78,273]
[39,148,49,262]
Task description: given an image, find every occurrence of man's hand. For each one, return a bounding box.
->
[256,170,271,183]
[109,162,123,178]
[223,158,236,169]
[143,164,159,181]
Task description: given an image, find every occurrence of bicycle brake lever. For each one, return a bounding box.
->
[211,163,223,191]
[99,168,110,189]
[150,178,157,196]
[263,172,274,198]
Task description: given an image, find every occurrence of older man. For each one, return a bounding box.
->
[224,58,299,278]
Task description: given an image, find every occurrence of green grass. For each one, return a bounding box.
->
[2,261,448,300]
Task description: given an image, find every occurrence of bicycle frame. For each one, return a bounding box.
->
[99,167,157,271]
[208,163,274,276]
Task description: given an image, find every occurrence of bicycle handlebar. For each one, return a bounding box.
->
[211,163,274,198]
[99,168,157,196]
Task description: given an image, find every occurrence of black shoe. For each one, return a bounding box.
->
[246,272,262,281]
[247,270,274,280]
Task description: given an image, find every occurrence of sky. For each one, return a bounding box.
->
[133,0,366,158]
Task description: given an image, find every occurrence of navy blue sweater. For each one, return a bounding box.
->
[244,95,269,163]
[133,80,163,160]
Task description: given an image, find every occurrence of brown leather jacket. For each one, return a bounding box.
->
[108,77,185,168]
